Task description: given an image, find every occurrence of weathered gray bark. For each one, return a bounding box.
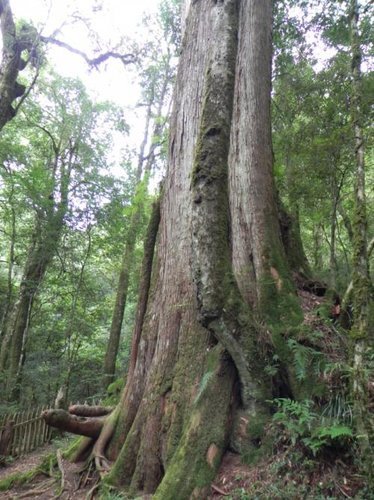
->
[349,0,373,481]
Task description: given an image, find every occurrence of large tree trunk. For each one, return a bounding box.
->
[49,1,301,497]
[0,0,24,130]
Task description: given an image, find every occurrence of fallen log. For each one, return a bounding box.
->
[41,409,105,438]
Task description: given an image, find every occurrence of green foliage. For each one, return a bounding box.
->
[286,338,325,382]
[271,398,354,456]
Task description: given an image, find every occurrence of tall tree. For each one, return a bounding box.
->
[103,0,179,388]
[51,1,304,497]
[349,0,373,483]
[0,73,124,401]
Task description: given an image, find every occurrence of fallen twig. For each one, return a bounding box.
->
[334,481,352,499]
[211,483,229,496]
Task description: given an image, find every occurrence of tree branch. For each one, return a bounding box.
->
[40,35,137,67]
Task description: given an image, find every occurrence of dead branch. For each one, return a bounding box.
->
[68,405,114,417]
[40,36,136,68]
[211,483,229,496]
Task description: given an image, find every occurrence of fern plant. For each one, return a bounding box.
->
[271,398,354,456]
[287,338,325,381]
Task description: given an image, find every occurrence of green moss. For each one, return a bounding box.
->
[152,350,234,500]
[0,452,56,491]
[104,377,125,406]
[62,436,85,460]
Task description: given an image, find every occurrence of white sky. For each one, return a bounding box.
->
[13,0,162,103]
[11,0,163,178]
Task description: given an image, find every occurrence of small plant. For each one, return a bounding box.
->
[287,338,325,382]
[228,488,251,500]
[271,398,354,456]
[272,398,316,445]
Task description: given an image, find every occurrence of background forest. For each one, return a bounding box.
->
[0,0,373,498]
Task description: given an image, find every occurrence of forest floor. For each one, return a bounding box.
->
[0,289,369,499]
[0,443,98,499]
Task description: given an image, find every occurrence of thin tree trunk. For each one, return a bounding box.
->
[349,0,373,483]
[313,223,324,271]
[330,198,338,289]
[103,208,141,387]
[3,219,63,400]
[338,200,354,242]
[0,168,16,342]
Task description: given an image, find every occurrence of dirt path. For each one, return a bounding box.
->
[0,443,58,481]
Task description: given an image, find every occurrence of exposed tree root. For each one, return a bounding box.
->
[211,483,229,496]
[86,479,100,500]
[8,476,56,499]
[91,406,119,476]
[43,403,120,486]
[56,449,66,497]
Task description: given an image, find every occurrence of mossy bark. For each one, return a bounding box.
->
[349,0,374,484]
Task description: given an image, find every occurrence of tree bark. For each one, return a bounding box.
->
[349,0,373,481]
